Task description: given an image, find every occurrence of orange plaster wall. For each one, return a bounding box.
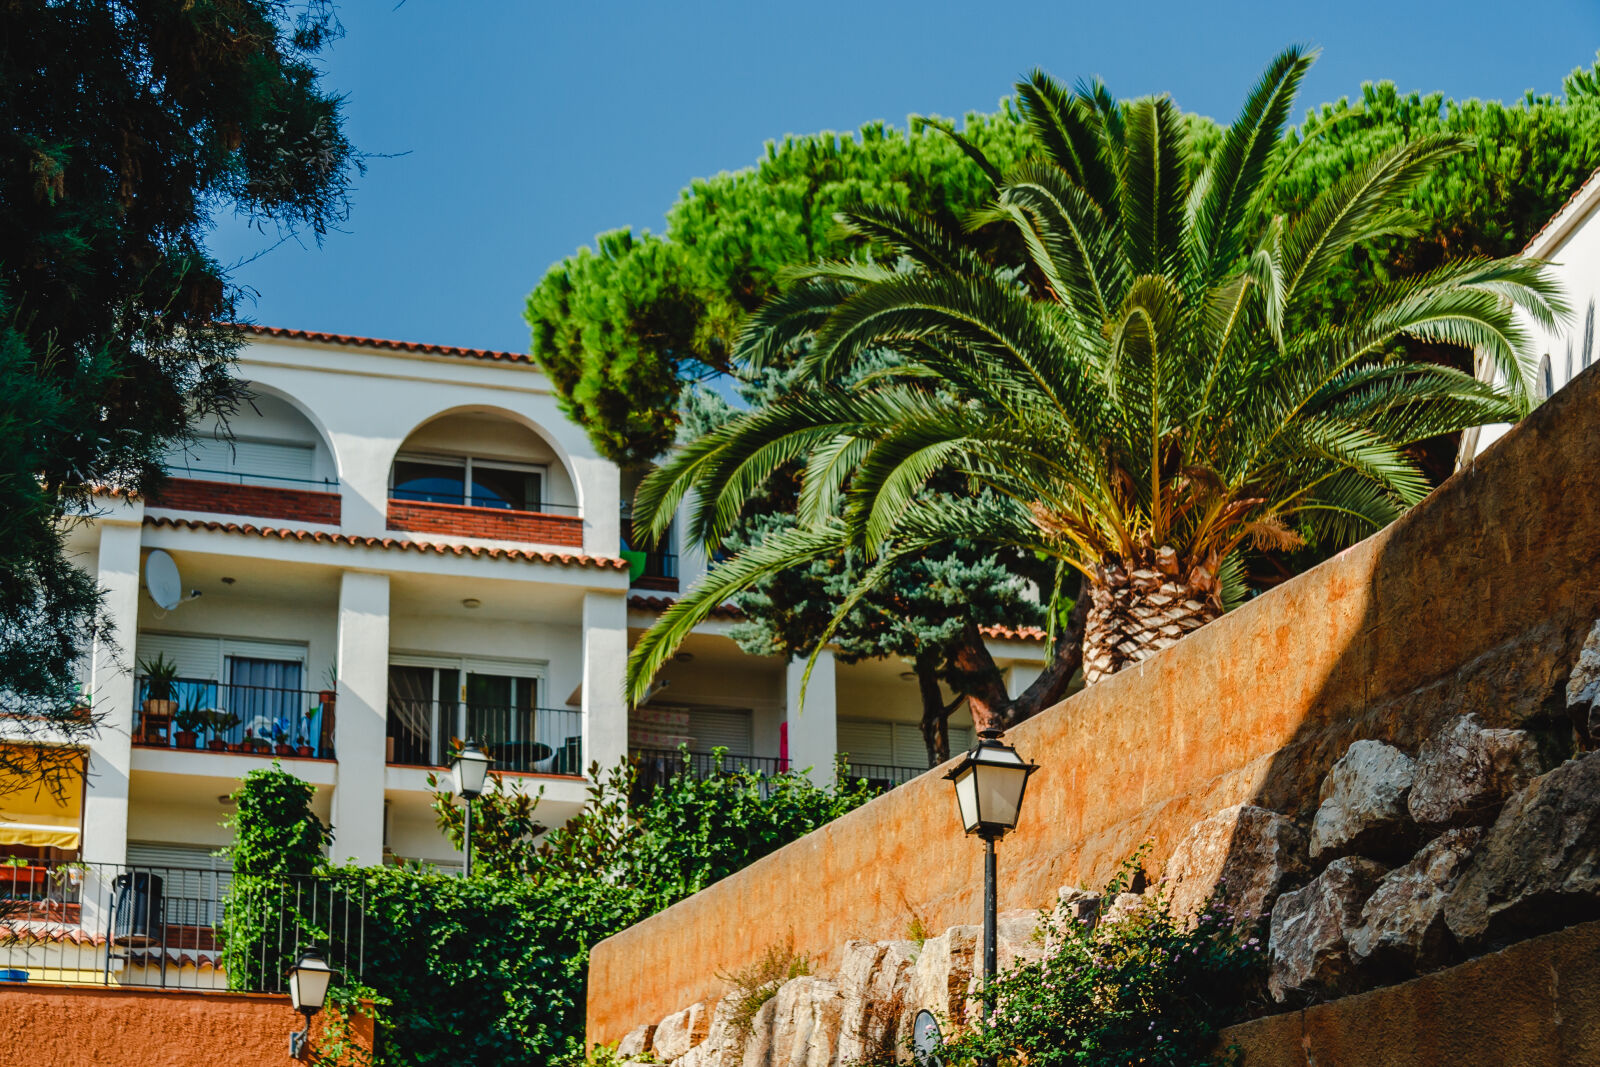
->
[587,362,1600,1046]
[0,985,374,1065]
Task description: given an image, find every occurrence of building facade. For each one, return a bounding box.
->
[6,327,1046,875]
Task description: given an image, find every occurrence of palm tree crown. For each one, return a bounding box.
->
[627,47,1562,704]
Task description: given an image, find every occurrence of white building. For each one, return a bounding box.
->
[5,326,1046,875]
[1462,166,1600,461]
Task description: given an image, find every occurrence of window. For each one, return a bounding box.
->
[838,719,972,770]
[164,436,321,489]
[391,454,544,512]
[387,658,557,771]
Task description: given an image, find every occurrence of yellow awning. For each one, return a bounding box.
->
[0,747,85,850]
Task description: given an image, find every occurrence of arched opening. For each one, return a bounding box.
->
[385,408,584,546]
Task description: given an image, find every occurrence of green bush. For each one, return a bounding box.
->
[938,867,1264,1067]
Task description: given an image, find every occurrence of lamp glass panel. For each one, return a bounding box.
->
[973,762,1029,829]
[452,748,490,797]
[290,959,333,1012]
[952,766,979,833]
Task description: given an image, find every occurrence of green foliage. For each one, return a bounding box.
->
[0,1,358,742]
[719,937,811,1044]
[625,48,1562,698]
[526,113,1033,465]
[426,770,547,877]
[225,765,330,877]
[938,885,1263,1066]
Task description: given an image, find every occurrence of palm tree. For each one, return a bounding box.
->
[626,48,1561,711]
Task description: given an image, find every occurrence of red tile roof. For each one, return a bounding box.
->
[626,594,1045,640]
[239,324,533,364]
[1522,165,1600,253]
[145,516,629,570]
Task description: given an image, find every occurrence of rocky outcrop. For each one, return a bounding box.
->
[834,939,915,1064]
[1445,753,1600,948]
[1407,715,1544,829]
[1347,827,1484,975]
[1309,741,1419,863]
[1164,804,1308,923]
[1267,857,1388,1002]
[1569,619,1600,744]
[1098,892,1147,928]
[617,1023,655,1059]
[1055,886,1101,928]
[653,1001,710,1061]
[740,977,841,1067]
[911,925,978,1027]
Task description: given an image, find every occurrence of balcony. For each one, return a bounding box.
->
[387,699,583,777]
[147,468,341,525]
[629,747,929,797]
[133,676,332,759]
[620,506,677,592]
[0,858,361,991]
[386,491,584,546]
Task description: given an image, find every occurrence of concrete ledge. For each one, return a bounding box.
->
[1223,920,1600,1065]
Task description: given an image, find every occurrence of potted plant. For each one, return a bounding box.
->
[203,709,239,751]
[173,691,206,749]
[137,653,179,741]
[318,666,338,713]
[296,707,317,758]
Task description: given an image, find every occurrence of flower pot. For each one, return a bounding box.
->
[175,731,198,749]
[227,742,245,753]
[142,698,177,717]
[274,743,294,756]
[296,745,314,758]
[207,739,228,752]
[319,689,337,709]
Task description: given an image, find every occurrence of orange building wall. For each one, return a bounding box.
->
[0,985,374,1066]
[587,362,1600,1045]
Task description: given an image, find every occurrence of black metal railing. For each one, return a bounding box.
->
[620,506,678,580]
[387,701,583,776]
[134,676,332,759]
[165,465,337,492]
[838,759,931,791]
[388,487,581,515]
[630,747,930,798]
[0,858,362,992]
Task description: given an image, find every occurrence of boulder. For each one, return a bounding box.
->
[1055,886,1101,929]
[1346,827,1484,975]
[834,939,916,1065]
[1569,619,1600,744]
[739,976,842,1067]
[911,925,978,1027]
[617,1023,656,1059]
[653,1002,709,1062]
[1445,753,1600,947]
[1407,714,1545,828]
[677,995,744,1067]
[1267,856,1388,1002]
[1309,740,1419,862]
[1164,804,1309,924]
[1098,892,1147,928]
[994,908,1049,971]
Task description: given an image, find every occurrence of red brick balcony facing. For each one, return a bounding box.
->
[386,498,584,546]
[148,478,341,525]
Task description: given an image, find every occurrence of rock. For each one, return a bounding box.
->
[1098,892,1147,928]
[834,939,916,1064]
[1445,753,1600,947]
[739,976,841,1067]
[1407,714,1545,828]
[617,1023,656,1059]
[1347,827,1484,975]
[1309,740,1419,862]
[1267,856,1388,1002]
[1164,804,1309,924]
[911,925,978,1027]
[1055,886,1101,928]
[677,995,743,1067]
[652,1002,709,1062]
[1569,619,1600,744]
[994,908,1049,971]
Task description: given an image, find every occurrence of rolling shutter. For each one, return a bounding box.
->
[166,438,314,484]
[837,720,895,767]
[135,633,223,681]
[126,842,233,927]
[685,707,753,755]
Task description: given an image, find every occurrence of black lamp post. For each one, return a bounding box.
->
[451,739,491,878]
[943,729,1038,1040]
[287,947,333,1060]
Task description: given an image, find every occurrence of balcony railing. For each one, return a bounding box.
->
[0,858,362,992]
[162,465,337,491]
[387,701,583,776]
[134,677,332,758]
[629,747,930,797]
[388,487,580,514]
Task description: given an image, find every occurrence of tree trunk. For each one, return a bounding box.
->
[951,594,1091,734]
[1081,548,1221,685]
[916,664,953,765]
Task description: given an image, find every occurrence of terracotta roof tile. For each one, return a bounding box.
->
[978,622,1047,642]
[145,516,629,571]
[239,324,533,364]
[1522,165,1600,253]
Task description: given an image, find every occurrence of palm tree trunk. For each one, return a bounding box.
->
[1082,552,1220,684]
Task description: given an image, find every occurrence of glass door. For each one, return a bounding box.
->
[465,671,539,771]
[386,665,459,765]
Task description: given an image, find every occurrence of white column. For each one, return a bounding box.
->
[581,591,629,779]
[571,455,621,559]
[81,521,141,868]
[328,433,399,535]
[331,570,389,865]
[785,650,837,788]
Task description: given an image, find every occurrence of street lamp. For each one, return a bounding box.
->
[287,947,333,1060]
[451,739,492,878]
[943,729,1038,1034]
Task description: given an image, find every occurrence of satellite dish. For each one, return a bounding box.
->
[911,1010,943,1066]
[145,550,183,610]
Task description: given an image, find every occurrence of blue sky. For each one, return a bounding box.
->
[208,0,1600,354]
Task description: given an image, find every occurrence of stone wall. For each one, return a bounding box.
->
[587,360,1600,1047]
[0,985,374,1065]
